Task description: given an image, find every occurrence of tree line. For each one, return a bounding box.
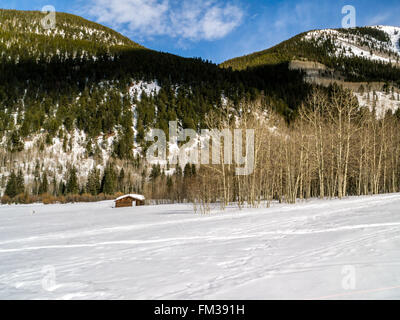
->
[1,159,198,205]
[3,85,400,209]
[187,85,400,212]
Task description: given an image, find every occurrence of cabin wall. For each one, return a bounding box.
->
[115,198,133,208]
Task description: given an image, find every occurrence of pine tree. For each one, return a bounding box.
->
[150,164,161,181]
[16,169,25,195]
[34,161,40,179]
[59,181,66,196]
[191,164,197,176]
[66,166,79,194]
[32,177,39,196]
[86,138,94,157]
[5,172,17,198]
[118,168,125,193]
[184,163,192,178]
[86,168,100,195]
[39,172,48,194]
[52,175,58,196]
[8,131,23,152]
[101,163,116,195]
[166,175,173,193]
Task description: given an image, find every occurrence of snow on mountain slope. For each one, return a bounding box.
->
[0,127,118,196]
[375,26,400,54]
[129,80,161,99]
[303,26,400,64]
[1,194,400,299]
[129,80,161,155]
[355,90,400,118]
[0,80,161,194]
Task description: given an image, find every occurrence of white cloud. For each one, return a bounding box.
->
[84,0,244,41]
[367,12,392,26]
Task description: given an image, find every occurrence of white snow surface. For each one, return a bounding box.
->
[1,194,400,300]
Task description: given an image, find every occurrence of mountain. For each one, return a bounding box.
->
[1,9,400,201]
[0,9,308,198]
[221,26,400,83]
[0,9,142,50]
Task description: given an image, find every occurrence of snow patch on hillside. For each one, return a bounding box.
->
[128,80,161,155]
[355,90,400,118]
[373,26,400,54]
[304,26,400,64]
[129,81,161,100]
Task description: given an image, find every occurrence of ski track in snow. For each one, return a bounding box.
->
[1,194,400,299]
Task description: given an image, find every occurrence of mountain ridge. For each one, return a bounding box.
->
[221,25,400,84]
[0,9,143,49]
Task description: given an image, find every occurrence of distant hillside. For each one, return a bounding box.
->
[221,26,400,84]
[0,9,142,50]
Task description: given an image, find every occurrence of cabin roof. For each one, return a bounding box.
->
[115,194,145,202]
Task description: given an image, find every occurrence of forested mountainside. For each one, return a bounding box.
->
[2,9,400,205]
[221,26,400,84]
[0,9,140,47]
[0,9,309,200]
[0,9,308,140]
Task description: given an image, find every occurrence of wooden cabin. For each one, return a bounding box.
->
[115,194,145,208]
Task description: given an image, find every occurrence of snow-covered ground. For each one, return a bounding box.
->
[1,194,400,300]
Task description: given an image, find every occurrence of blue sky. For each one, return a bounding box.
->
[1,0,400,63]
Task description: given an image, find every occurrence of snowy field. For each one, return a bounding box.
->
[1,194,400,300]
